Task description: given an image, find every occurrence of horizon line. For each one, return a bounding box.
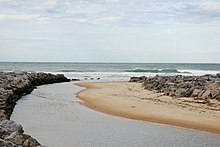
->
[0,61,220,64]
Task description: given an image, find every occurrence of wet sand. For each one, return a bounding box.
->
[76,82,220,134]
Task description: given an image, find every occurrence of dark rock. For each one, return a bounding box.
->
[129,77,139,82]
[130,76,147,83]
[0,72,71,146]
[139,76,147,82]
[185,87,195,97]
[0,72,70,118]
[71,79,80,81]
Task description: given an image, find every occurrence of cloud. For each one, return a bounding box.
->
[0,13,47,22]
[0,0,220,26]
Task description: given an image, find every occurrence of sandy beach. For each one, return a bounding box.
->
[76,82,220,134]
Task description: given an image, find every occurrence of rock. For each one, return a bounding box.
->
[71,79,80,81]
[5,132,24,145]
[129,77,140,82]
[167,82,175,87]
[21,134,31,140]
[175,88,186,97]
[0,120,23,134]
[139,76,147,82]
[215,93,220,101]
[130,73,220,101]
[185,87,194,97]
[23,137,40,147]
[0,127,8,138]
[208,82,220,98]
[180,82,192,88]
[152,81,159,88]
[0,72,70,118]
[198,90,205,98]
[201,90,211,99]
[191,89,202,97]
[210,88,220,98]
[0,72,70,146]
[0,138,15,147]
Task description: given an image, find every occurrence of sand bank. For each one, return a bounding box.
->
[76,82,220,134]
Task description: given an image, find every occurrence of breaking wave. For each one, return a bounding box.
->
[57,69,96,72]
[125,68,191,74]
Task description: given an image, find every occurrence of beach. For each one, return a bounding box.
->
[2,63,220,146]
[76,82,220,134]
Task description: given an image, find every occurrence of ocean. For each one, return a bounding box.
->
[1,62,220,81]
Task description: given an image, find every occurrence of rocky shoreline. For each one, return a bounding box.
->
[0,72,70,147]
[130,74,220,101]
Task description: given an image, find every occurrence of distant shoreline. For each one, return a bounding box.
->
[76,82,220,134]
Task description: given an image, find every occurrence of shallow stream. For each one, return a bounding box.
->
[11,82,220,147]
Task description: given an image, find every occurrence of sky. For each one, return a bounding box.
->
[0,0,220,63]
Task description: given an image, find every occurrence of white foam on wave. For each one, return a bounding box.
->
[47,70,219,82]
[178,69,220,76]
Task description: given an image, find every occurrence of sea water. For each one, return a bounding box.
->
[0,62,220,81]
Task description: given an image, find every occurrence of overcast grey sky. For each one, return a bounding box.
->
[0,0,220,63]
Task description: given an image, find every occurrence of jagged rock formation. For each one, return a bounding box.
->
[0,72,70,146]
[130,74,220,101]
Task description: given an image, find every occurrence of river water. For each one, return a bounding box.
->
[11,82,220,147]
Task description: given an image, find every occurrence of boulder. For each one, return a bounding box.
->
[130,74,220,100]
[191,89,202,97]
[5,132,24,145]
[129,77,139,82]
[201,90,211,99]
[185,87,194,97]
[23,137,40,147]
[210,88,220,98]
[207,82,220,98]
[0,138,15,147]
[175,88,186,97]
[0,120,23,134]
[198,90,205,98]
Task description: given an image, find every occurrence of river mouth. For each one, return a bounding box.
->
[11,82,220,147]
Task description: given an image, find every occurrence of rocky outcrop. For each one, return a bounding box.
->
[0,72,70,118]
[130,74,220,101]
[0,119,41,147]
[0,72,70,146]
